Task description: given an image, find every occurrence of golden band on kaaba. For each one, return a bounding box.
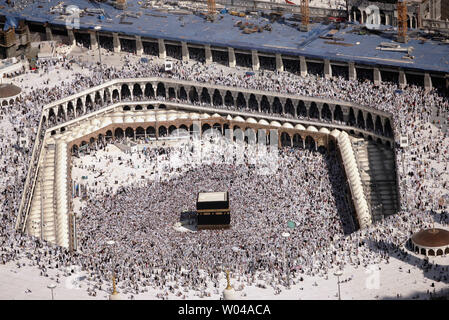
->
[196,192,230,229]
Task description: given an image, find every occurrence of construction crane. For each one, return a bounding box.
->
[300,0,310,32]
[397,0,408,43]
[207,0,216,15]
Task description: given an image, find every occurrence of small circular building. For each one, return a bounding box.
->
[0,83,21,106]
[411,228,449,256]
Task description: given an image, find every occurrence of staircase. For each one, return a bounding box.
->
[26,143,57,243]
[351,138,399,222]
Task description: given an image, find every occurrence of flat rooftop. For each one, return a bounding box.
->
[2,0,449,73]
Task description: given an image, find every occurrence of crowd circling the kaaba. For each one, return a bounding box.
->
[0,45,448,298]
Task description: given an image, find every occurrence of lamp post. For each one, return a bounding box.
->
[94,26,102,76]
[47,283,56,300]
[334,270,343,300]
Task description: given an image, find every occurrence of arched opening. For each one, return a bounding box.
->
[144,84,155,98]
[146,126,156,137]
[428,249,435,256]
[375,116,383,135]
[236,93,246,109]
[85,95,93,112]
[123,105,131,111]
[305,136,315,150]
[121,84,131,100]
[136,127,145,139]
[76,98,83,116]
[104,90,111,104]
[125,127,134,138]
[436,249,443,256]
[334,105,343,122]
[309,102,319,119]
[366,113,374,131]
[285,99,294,117]
[133,84,143,98]
[348,108,356,126]
[384,119,393,138]
[272,97,282,114]
[156,83,166,98]
[318,145,327,154]
[321,103,332,121]
[189,87,199,103]
[445,248,449,254]
[168,87,176,100]
[135,105,143,111]
[357,110,365,129]
[158,104,166,109]
[158,126,167,137]
[169,125,177,135]
[147,105,154,110]
[201,88,211,104]
[293,134,303,148]
[57,106,65,122]
[67,102,74,119]
[95,91,102,106]
[115,128,124,139]
[202,123,211,133]
[112,89,120,101]
[72,144,79,154]
[179,87,188,101]
[213,123,222,134]
[261,96,270,113]
[179,124,188,131]
[281,132,291,147]
[297,101,307,117]
[106,130,113,141]
[248,94,258,112]
[224,91,234,107]
[213,90,223,106]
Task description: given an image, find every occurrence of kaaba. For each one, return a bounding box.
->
[196,192,230,229]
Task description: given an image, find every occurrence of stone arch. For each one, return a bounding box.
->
[285,99,294,117]
[136,127,145,139]
[272,97,283,115]
[144,84,155,98]
[189,87,199,103]
[224,91,234,107]
[309,102,319,119]
[366,113,374,131]
[133,84,143,98]
[297,100,307,117]
[179,87,187,101]
[123,105,131,111]
[57,105,65,121]
[85,95,94,112]
[357,110,365,129]
[158,104,166,109]
[94,91,102,105]
[384,119,393,137]
[293,133,303,148]
[115,128,124,139]
[436,249,443,256]
[334,105,343,122]
[156,83,166,98]
[179,124,188,131]
[428,249,435,256]
[147,105,154,110]
[104,89,111,103]
[169,125,177,135]
[202,123,211,133]
[168,87,176,100]
[106,130,113,141]
[261,96,270,113]
[375,116,383,135]
[248,94,258,112]
[125,127,134,138]
[67,102,74,117]
[135,105,143,111]
[321,103,332,121]
[305,136,316,150]
[112,89,120,101]
[121,84,131,99]
[281,132,291,147]
[245,128,256,144]
[348,108,356,126]
[236,92,246,109]
[213,89,223,106]
[158,126,167,137]
[201,88,211,104]
[146,126,156,137]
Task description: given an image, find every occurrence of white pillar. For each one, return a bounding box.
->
[275,54,284,72]
[228,47,236,68]
[251,50,259,71]
[158,38,166,59]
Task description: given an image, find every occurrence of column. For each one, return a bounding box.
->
[67,28,75,46]
[182,42,189,62]
[158,38,166,59]
[399,70,407,89]
[45,26,53,41]
[324,59,332,79]
[275,54,284,72]
[424,73,432,92]
[299,56,307,77]
[228,47,236,68]
[251,50,259,71]
[135,36,143,56]
[373,68,381,85]
[89,31,98,50]
[348,62,356,81]
[113,33,121,53]
[205,44,212,65]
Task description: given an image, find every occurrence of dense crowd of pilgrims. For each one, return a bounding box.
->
[0,44,448,298]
